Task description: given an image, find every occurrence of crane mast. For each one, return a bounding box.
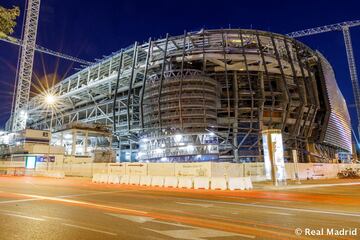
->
[342,26,360,140]
[12,0,41,131]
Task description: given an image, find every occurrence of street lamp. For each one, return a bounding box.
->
[45,94,56,106]
[44,93,57,171]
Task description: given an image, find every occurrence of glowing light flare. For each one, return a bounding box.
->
[45,94,56,106]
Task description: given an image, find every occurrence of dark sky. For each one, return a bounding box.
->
[0,0,359,132]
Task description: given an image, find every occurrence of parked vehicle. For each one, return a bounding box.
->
[337,168,360,178]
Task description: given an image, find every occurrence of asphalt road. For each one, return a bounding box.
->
[0,176,359,240]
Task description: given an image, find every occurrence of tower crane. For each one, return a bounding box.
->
[287,20,360,140]
[11,0,41,131]
[7,0,92,132]
[0,36,92,65]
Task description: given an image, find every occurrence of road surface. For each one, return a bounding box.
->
[0,176,359,240]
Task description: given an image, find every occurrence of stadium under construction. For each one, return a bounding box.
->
[6,29,354,164]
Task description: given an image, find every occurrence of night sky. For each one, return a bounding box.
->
[0,0,359,133]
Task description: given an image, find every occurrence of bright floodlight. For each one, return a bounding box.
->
[45,94,56,105]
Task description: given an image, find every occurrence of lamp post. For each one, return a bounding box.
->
[45,94,56,171]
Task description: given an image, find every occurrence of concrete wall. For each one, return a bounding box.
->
[175,162,212,177]
[2,160,360,182]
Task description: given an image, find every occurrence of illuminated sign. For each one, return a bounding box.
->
[25,156,36,169]
[262,130,286,185]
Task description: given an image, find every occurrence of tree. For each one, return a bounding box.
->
[0,6,20,38]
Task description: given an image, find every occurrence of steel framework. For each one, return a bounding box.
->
[12,0,41,131]
[25,29,351,162]
[287,20,360,139]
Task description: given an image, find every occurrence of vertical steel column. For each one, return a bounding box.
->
[270,35,291,131]
[294,43,312,137]
[343,26,360,139]
[294,43,312,162]
[238,30,255,147]
[284,38,305,137]
[202,31,207,125]
[179,31,187,130]
[127,42,138,132]
[256,32,274,128]
[304,61,319,138]
[112,50,124,133]
[221,31,232,145]
[140,38,152,129]
[233,71,239,162]
[158,34,169,130]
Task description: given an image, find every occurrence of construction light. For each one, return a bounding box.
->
[45,94,56,105]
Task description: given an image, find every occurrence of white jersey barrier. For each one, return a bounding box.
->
[210,177,227,190]
[140,176,152,186]
[93,174,252,191]
[228,177,253,190]
[151,176,165,187]
[164,176,178,188]
[99,174,109,183]
[129,175,141,185]
[194,177,210,189]
[178,177,193,189]
[108,174,120,184]
[92,173,101,183]
[46,171,65,179]
[120,175,130,184]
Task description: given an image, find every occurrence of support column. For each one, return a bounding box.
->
[72,130,77,155]
[343,27,360,139]
[233,71,239,162]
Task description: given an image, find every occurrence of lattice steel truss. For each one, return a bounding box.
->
[12,0,41,131]
[26,29,351,162]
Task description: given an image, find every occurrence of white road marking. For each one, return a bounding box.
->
[62,223,117,236]
[108,212,253,238]
[107,213,189,227]
[275,182,360,190]
[176,202,213,208]
[189,198,360,218]
[143,227,255,240]
[0,198,39,204]
[265,211,294,216]
[41,215,66,221]
[107,213,154,223]
[0,190,125,205]
[4,193,147,215]
[1,212,46,221]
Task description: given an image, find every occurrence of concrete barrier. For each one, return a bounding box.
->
[243,177,253,189]
[44,171,65,179]
[120,175,130,184]
[210,177,227,190]
[164,176,178,188]
[129,175,141,185]
[151,176,164,187]
[194,177,210,189]
[178,177,193,189]
[139,176,152,186]
[99,174,109,183]
[228,177,245,190]
[108,174,120,184]
[92,173,101,183]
